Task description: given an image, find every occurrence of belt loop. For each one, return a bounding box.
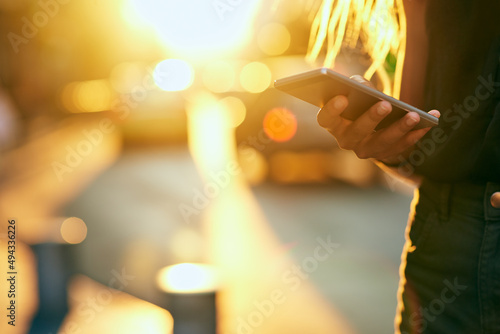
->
[439,183,452,221]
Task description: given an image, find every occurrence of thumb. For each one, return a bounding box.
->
[349,74,375,89]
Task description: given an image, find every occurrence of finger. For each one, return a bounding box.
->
[368,111,420,151]
[411,110,440,132]
[391,114,440,154]
[428,109,440,118]
[376,127,431,160]
[349,75,374,88]
[407,126,433,145]
[342,100,392,142]
[317,95,349,131]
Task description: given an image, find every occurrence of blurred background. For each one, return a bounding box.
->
[0,0,415,333]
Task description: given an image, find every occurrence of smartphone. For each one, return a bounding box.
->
[274,68,438,130]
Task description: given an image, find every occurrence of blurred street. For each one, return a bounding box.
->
[0,1,417,333]
[63,147,413,334]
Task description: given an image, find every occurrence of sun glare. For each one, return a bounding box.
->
[153,59,194,92]
[156,263,219,294]
[123,0,262,59]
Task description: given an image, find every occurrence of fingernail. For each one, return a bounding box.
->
[406,116,418,126]
[377,103,390,115]
[429,110,441,118]
[334,97,346,110]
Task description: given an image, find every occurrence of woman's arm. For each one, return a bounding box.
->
[399,0,428,108]
[371,0,431,185]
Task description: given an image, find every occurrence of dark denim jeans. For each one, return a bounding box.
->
[396,179,500,334]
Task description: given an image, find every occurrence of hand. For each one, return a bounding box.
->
[317,76,440,165]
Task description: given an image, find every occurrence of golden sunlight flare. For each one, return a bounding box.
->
[122,0,261,59]
[153,59,194,92]
[156,263,219,294]
[186,91,236,174]
[64,275,174,333]
[307,0,406,97]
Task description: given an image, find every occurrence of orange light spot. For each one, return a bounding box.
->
[60,217,87,244]
[263,107,297,142]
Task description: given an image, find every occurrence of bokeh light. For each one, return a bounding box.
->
[78,80,113,112]
[237,146,268,185]
[217,96,246,128]
[185,91,234,172]
[263,107,298,142]
[156,263,219,294]
[60,82,81,113]
[257,22,291,56]
[62,80,113,113]
[239,62,272,93]
[153,59,194,92]
[202,61,236,93]
[60,217,88,244]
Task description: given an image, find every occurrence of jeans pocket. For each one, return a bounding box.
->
[408,208,439,251]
